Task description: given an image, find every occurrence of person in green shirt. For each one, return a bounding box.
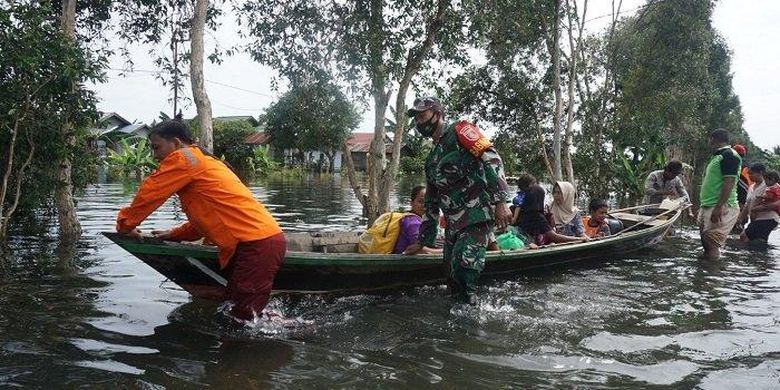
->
[403,97,512,305]
[698,128,742,259]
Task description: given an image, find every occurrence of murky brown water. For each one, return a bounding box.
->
[0,174,778,388]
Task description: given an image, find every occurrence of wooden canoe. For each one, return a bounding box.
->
[103,204,683,297]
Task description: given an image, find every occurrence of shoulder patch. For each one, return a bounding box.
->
[179,148,199,168]
[455,120,492,157]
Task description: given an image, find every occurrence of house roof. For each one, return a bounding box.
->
[245,132,271,145]
[89,112,148,138]
[98,112,131,126]
[214,115,260,126]
[346,132,393,153]
[117,123,150,135]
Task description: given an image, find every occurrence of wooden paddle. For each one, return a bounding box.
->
[613,203,689,237]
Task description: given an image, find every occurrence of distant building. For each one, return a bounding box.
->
[244,131,393,171]
[88,112,150,156]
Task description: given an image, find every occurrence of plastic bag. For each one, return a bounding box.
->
[496,231,525,251]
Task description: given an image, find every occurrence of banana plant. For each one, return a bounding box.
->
[612,147,667,206]
[105,137,157,181]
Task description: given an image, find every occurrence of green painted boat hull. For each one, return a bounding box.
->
[103,206,681,296]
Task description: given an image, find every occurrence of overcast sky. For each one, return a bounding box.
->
[93,0,780,149]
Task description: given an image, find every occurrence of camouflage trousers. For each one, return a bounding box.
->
[444,221,492,298]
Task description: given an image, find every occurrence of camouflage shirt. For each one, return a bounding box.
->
[418,120,510,247]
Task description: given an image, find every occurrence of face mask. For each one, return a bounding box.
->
[416,113,438,137]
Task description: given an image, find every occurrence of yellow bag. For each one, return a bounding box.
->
[358,212,412,254]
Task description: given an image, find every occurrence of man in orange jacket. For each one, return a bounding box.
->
[116,119,285,322]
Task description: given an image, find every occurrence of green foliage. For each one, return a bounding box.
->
[611,148,667,207]
[605,0,747,201]
[237,0,468,92]
[265,80,359,170]
[0,1,104,235]
[751,146,780,173]
[399,155,424,176]
[213,120,256,174]
[387,106,431,176]
[444,1,558,182]
[247,145,278,175]
[105,138,157,181]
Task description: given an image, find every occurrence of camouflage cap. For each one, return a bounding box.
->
[406,96,444,117]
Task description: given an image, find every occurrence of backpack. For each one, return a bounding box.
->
[358,212,413,254]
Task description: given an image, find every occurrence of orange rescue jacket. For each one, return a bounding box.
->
[116,146,282,268]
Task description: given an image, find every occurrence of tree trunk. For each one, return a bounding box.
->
[550,0,563,181]
[563,0,587,184]
[56,0,82,242]
[342,142,365,212]
[366,89,391,224]
[376,0,447,216]
[191,0,213,152]
[0,117,20,240]
[536,121,556,180]
[342,0,447,225]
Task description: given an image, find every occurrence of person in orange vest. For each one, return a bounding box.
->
[116,119,286,322]
[733,144,753,200]
[733,144,752,233]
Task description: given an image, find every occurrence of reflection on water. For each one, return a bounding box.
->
[0,174,778,388]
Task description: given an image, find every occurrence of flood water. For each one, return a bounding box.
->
[1,174,778,388]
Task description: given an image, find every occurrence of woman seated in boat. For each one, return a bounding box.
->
[551,181,587,238]
[513,173,587,246]
[582,199,612,238]
[395,186,442,254]
[115,118,285,323]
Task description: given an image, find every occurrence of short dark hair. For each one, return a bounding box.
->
[709,128,730,144]
[410,185,426,201]
[665,160,683,174]
[749,163,766,174]
[516,173,537,191]
[149,119,195,144]
[589,199,609,212]
[765,170,780,183]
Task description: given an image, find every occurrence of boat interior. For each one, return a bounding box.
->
[286,231,363,253]
[285,206,677,254]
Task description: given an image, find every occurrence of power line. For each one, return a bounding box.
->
[204,79,274,98]
[215,102,265,111]
[105,67,275,98]
[584,3,649,24]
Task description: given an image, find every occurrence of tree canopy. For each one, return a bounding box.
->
[0,1,103,239]
[264,80,360,171]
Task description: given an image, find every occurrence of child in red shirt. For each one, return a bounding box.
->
[755,170,780,214]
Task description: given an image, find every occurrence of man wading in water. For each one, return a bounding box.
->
[116,119,286,322]
[698,128,741,260]
[404,97,512,305]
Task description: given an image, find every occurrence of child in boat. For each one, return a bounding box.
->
[395,186,442,254]
[513,173,588,246]
[582,199,612,238]
[115,118,285,322]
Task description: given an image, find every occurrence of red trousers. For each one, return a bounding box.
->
[225,233,286,321]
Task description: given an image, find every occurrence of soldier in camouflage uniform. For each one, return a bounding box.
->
[404,97,511,304]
